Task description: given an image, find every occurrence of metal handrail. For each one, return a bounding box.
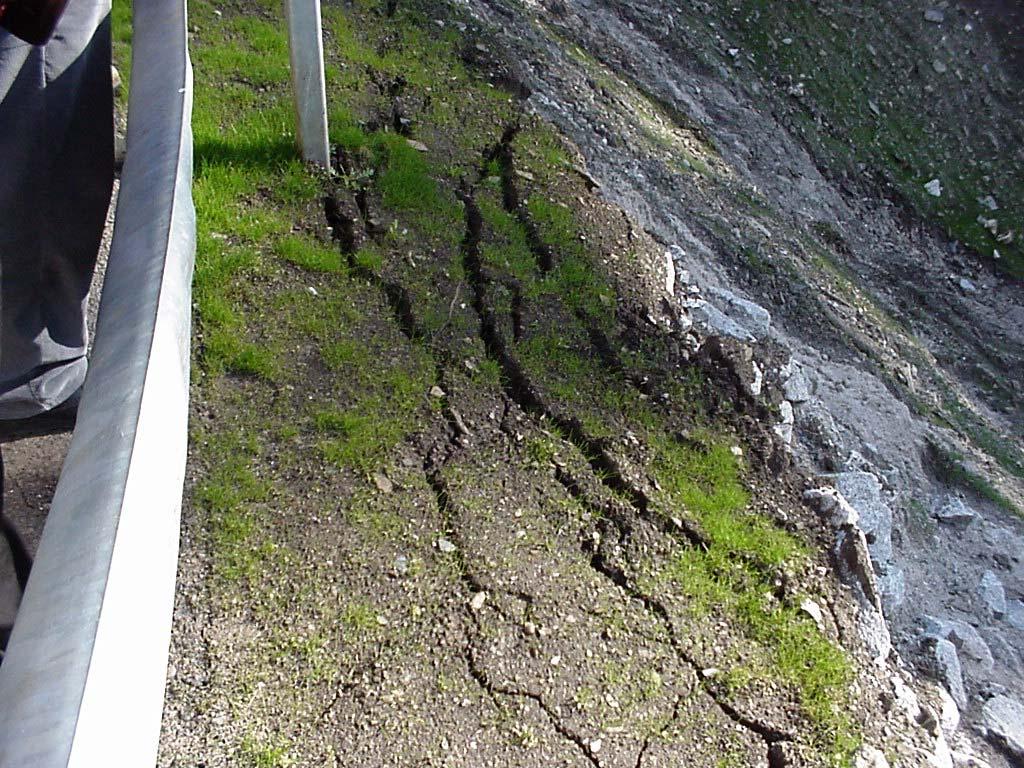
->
[0,0,195,764]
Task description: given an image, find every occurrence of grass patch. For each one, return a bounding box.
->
[927,439,1019,516]
[195,430,274,583]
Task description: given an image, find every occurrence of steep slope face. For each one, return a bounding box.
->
[452,0,1024,763]
[146,1,979,766]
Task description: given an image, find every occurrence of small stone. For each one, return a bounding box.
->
[978,570,1006,618]
[429,385,446,398]
[436,537,457,554]
[933,59,948,74]
[111,65,122,93]
[924,8,945,23]
[406,139,429,152]
[925,179,943,197]
[394,555,409,576]
[470,591,487,611]
[306,286,319,296]
[977,195,999,211]
[933,638,968,709]
[800,598,824,629]
[868,99,881,116]
[727,47,740,58]
[376,614,389,626]
[373,473,393,493]
[550,655,561,666]
[590,738,603,753]
[958,277,977,292]
[981,695,1024,760]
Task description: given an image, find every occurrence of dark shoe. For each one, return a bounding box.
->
[0,388,81,444]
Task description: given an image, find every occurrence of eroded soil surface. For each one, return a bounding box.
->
[154,0,1022,766]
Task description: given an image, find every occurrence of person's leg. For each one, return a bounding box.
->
[0,1,113,420]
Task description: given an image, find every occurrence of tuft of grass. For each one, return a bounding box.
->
[195,430,274,583]
[239,735,293,768]
[274,235,343,273]
[928,440,1019,516]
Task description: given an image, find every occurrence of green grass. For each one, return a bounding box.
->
[239,735,293,768]
[928,440,1019,516]
[195,430,274,582]
[274,235,343,273]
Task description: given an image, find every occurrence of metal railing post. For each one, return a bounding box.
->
[285,0,331,168]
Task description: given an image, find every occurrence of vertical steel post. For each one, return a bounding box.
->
[284,0,330,168]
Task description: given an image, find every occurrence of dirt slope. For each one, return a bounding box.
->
[149,1,1021,766]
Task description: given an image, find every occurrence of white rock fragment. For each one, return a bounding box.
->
[664,249,675,296]
[436,537,457,554]
[925,179,943,197]
[800,597,824,629]
[936,684,960,736]
[470,591,487,611]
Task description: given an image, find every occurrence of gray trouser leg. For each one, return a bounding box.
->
[0,2,113,419]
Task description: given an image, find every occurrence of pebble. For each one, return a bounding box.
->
[436,537,457,554]
[924,8,945,23]
[394,555,409,576]
[933,59,948,74]
[925,179,943,197]
[470,591,487,611]
[429,385,446,398]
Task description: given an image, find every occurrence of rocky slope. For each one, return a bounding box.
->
[445,0,1024,763]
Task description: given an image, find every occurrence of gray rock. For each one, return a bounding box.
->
[1007,600,1024,631]
[828,471,895,570]
[932,496,977,528]
[978,570,1007,619]
[958,277,977,293]
[981,695,1024,760]
[706,285,772,339]
[925,178,943,197]
[783,367,812,402]
[878,568,906,610]
[924,8,945,23]
[690,299,756,343]
[921,616,995,674]
[933,638,968,709]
